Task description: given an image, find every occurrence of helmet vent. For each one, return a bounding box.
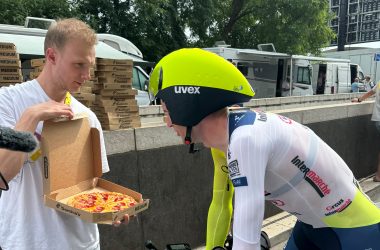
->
[158,67,163,91]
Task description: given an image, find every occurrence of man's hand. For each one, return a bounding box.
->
[26,100,74,122]
[351,97,360,103]
[16,100,74,133]
[112,214,133,227]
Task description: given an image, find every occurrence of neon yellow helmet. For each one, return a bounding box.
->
[149,48,255,127]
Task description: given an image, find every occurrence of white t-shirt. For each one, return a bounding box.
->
[227,110,378,250]
[371,82,380,121]
[0,80,109,250]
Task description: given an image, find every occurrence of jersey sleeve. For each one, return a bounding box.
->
[228,126,271,250]
[206,148,233,250]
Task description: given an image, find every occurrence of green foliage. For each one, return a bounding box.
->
[0,0,74,25]
[0,0,335,61]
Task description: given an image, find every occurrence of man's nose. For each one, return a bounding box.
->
[82,68,91,81]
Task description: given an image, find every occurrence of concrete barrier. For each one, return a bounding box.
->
[99,97,380,250]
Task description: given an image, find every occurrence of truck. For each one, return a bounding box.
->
[0,17,151,105]
[323,42,380,85]
[204,46,364,98]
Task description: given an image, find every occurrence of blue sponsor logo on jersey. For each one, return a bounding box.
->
[232,177,248,187]
[228,160,240,178]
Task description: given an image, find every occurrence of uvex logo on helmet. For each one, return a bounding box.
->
[174,86,200,94]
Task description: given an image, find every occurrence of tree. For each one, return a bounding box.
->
[0,0,74,25]
[0,0,335,61]
[208,0,334,55]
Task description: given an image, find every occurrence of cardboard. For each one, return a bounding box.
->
[92,105,139,113]
[41,115,149,223]
[29,71,40,79]
[98,77,132,84]
[96,65,132,72]
[102,121,141,130]
[0,42,16,51]
[0,67,21,74]
[96,70,132,78]
[0,74,23,82]
[0,59,21,67]
[98,89,137,97]
[0,51,19,59]
[72,92,96,101]
[95,96,137,106]
[96,58,133,66]
[94,83,132,90]
[31,58,46,67]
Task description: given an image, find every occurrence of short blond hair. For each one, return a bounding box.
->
[44,18,97,53]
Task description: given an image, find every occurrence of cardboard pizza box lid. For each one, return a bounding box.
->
[41,114,103,195]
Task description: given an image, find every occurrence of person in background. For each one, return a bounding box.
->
[364,76,375,91]
[351,77,361,92]
[352,82,380,182]
[0,18,129,250]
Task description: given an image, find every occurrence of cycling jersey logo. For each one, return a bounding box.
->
[228,160,240,178]
[325,198,352,216]
[221,165,229,173]
[257,112,267,122]
[278,115,292,124]
[234,114,245,124]
[291,155,331,197]
[231,176,248,187]
[174,86,200,94]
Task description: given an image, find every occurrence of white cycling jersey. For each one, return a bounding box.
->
[227,109,380,250]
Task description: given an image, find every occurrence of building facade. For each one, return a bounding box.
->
[330,0,380,47]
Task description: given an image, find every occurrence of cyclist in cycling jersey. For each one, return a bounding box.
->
[149,48,380,250]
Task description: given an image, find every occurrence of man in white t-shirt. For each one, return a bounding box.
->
[352,82,380,182]
[0,18,129,250]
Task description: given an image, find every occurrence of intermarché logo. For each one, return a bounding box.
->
[291,155,331,197]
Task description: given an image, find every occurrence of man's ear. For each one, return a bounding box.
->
[45,47,56,65]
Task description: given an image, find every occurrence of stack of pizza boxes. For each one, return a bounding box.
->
[29,58,45,79]
[0,42,23,87]
[27,58,96,107]
[91,58,141,130]
[41,113,149,223]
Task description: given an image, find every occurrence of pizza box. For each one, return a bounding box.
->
[0,67,22,74]
[0,42,16,51]
[0,59,21,68]
[40,114,149,224]
[0,51,19,59]
[0,74,23,82]
[96,58,133,66]
[31,58,46,67]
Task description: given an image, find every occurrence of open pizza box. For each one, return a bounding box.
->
[41,113,149,224]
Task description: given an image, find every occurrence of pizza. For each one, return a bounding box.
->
[67,191,137,213]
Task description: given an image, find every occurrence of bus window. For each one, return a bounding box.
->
[297,67,311,85]
[237,62,249,76]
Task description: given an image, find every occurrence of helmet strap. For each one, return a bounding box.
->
[185,126,199,154]
[184,126,192,145]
